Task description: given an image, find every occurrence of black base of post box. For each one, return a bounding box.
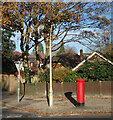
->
[77,102,84,106]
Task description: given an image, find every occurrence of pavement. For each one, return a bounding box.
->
[1,92,113,119]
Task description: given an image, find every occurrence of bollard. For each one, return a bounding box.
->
[76,79,86,106]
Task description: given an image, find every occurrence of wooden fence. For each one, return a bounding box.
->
[21,81,112,97]
[1,74,112,97]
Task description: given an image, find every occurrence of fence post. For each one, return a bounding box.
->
[61,82,64,101]
[99,81,102,97]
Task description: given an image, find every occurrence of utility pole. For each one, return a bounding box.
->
[49,23,53,107]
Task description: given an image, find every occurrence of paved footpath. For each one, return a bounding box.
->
[1,92,113,119]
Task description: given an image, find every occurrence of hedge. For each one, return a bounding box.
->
[64,61,113,82]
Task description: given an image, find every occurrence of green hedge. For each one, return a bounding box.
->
[64,61,113,82]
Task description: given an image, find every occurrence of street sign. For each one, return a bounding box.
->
[15,61,23,72]
[14,61,23,102]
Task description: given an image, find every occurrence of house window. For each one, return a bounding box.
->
[31,62,33,66]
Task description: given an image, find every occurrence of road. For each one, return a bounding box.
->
[2,107,112,119]
[1,92,112,119]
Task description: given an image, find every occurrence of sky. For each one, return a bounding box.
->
[11,24,89,55]
[11,30,88,55]
[10,2,111,55]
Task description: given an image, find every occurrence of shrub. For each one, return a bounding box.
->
[2,56,17,75]
[64,61,113,82]
[52,68,71,82]
[64,71,82,82]
[39,68,50,83]
[39,68,71,83]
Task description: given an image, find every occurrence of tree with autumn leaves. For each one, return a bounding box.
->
[2,2,112,82]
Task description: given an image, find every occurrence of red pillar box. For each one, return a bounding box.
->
[76,79,86,106]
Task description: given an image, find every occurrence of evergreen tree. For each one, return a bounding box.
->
[2,27,16,74]
[2,27,15,59]
[56,43,65,56]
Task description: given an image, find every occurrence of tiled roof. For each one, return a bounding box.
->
[13,51,45,61]
[72,52,113,71]
[52,53,81,68]
[83,53,92,57]
[13,51,22,56]
[13,51,22,61]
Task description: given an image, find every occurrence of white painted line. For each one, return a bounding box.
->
[84,110,87,111]
[7,115,22,118]
[49,115,57,117]
[57,114,63,116]
[70,114,80,116]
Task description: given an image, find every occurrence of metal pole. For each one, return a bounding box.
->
[18,62,20,102]
[49,24,53,107]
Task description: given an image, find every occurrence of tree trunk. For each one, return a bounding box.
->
[35,44,40,75]
[20,29,31,83]
[45,41,50,69]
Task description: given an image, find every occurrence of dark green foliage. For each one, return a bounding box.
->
[39,68,50,83]
[64,61,113,82]
[56,44,65,56]
[64,71,81,82]
[24,66,31,83]
[2,27,15,59]
[1,27,16,74]
[2,56,17,75]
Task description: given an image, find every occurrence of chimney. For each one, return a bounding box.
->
[80,49,83,61]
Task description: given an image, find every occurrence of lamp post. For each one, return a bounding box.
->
[49,21,54,107]
[14,60,23,102]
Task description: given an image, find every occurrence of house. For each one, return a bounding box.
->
[13,51,45,75]
[72,51,113,71]
[52,52,82,70]
[83,52,92,57]
[12,51,22,61]
[51,49,91,70]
